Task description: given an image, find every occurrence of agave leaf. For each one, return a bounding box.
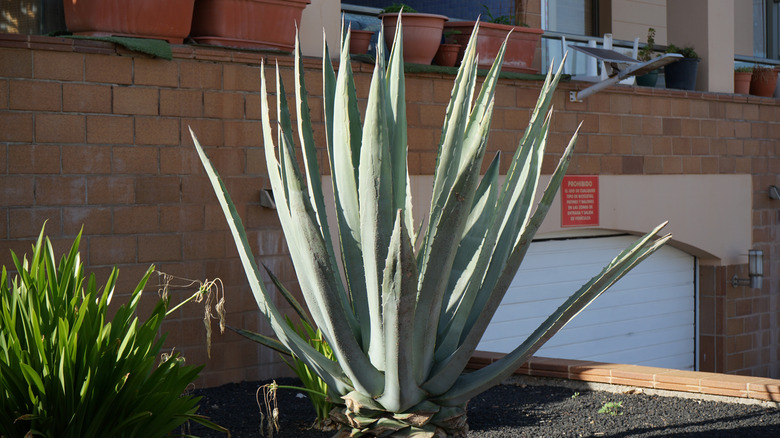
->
[376,211,424,412]
[429,23,481,209]
[450,60,569,351]
[323,31,337,155]
[460,109,552,334]
[384,18,414,235]
[191,128,352,396]
[294,33,339,274]
[359,33,396,367]
[329,28,372,351]
[414,30,508,380]
[262,264,311,326]
[423,123,579,395]
[434,152,500,356]
[265,77,386,396]
[229,326,290,356]
[434,224,672,406]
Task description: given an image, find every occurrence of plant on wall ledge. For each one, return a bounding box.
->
[192,19,670,437]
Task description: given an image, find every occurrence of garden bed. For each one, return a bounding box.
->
[187,375,780,437]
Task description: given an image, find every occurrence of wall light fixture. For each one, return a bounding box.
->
[731,249,763,288]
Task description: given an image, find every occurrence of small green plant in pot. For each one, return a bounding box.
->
[0,227,227,437]
[664,43,700,90]
[192,19,670,436]
[734,66,753,94]
[636,28,659,87]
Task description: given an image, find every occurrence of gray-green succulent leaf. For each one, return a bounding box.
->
[192,15,670,423]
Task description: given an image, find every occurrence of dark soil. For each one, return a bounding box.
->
[186,377,780,437]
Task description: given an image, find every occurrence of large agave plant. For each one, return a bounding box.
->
[192,20,670,437]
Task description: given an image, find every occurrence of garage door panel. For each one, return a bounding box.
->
[480,326,694,370]
[478,235,695,370]
[489,298,689,330]
[484,311,692,350]
[492,283,692,324]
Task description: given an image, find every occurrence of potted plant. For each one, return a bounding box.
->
[443,0,543,73]
[749,65,778,97]
[734,66,753,94]
[62,0,195,44]
[379,4,448,65]
[190,0,311,51]
[635,28,658,87]
[664,44,700,90]
[434,29,461,67]
[349,28,375,55]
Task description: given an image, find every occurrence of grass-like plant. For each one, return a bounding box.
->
[751,65,775,83]
[0,227,227,438]
[232,311,336,430]
[192,19,669,436]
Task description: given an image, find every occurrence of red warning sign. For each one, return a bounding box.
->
[561,175,599,227]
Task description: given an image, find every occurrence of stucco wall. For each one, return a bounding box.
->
[610,0,668,45]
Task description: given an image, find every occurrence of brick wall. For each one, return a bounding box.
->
[1,33,778,385]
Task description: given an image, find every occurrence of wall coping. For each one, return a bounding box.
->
[468,351,780,403]
[2,32,779,107]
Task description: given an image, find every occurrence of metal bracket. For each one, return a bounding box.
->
[568,47,683,101]
[259,189,276,209]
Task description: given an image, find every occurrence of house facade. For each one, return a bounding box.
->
[0,0,778,386]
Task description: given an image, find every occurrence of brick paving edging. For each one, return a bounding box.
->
[469,351,780,402]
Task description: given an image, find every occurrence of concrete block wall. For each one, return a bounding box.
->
[1,33,778,385]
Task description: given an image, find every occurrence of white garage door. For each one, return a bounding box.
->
[478,234,696,370]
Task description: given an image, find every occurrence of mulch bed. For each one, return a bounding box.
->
[186,377,780,437]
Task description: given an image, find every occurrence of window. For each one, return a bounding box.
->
[753,0,780,59]
[543,0,597,35]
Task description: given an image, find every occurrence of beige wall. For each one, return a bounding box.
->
[667,0,735,92]
[734,0,754,56]
[398,174,752,266]
[610,0,667,45]
[300,0,341,57]
[537,175,753,265]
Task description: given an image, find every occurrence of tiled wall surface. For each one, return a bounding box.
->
[1,34,778,385]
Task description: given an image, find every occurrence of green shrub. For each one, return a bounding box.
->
[0,228,226,438]
[666,43,699,59]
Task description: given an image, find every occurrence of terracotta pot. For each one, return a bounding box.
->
[63,0,195,44]
[733,71,752,94]
[749,70,778,97]
[434,43,460,67]
[774,68,780,98]
[444,21,543,73]
[191,0,310,51]
[379,12,447,65]
[349,29,374,55]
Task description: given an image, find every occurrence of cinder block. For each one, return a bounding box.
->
[33,51,84,81]
[134,57,179,87]
[35,113,85,144]
[63,83,112,113]
[86,115,133,145]
[34,175,86,205]
[113,86,159,116]
[9,80,60,111]
[85,53,132,84]
[7,144,61,174]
